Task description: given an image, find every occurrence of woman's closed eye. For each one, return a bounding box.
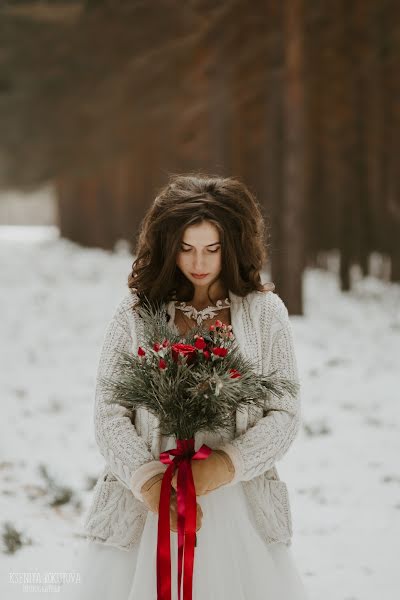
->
[180,247,220,253]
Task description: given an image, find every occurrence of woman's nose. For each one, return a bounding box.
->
[193,255,205,270]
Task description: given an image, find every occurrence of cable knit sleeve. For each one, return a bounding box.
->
[218,294,301,483]
[94,296,167,499]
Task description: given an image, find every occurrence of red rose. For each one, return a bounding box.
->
[158,358,167,369]
[194,337,207,350]
[212,346,228,357]
[138,346,146,357]
[153,342,161,352]
[171,343,197,365]
[162,339,170,347]
[229,368,241,378]
[203,350,210,360]
[215,319,223,328]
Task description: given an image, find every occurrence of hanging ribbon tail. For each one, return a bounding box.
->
[176,459,188,600]
[182,459,197,600]
[157,460,175,600]
[156,440,213,600]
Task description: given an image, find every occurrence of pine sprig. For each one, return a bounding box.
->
[100,300,300,440]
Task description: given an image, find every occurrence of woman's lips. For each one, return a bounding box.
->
[191,273,208,278]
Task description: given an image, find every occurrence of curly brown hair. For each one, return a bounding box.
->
[128,172,274,310]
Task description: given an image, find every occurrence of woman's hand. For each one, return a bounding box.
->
[169,489,203,532]
[140,472,164,513]
[140,473,203,531]
[171,450,235,496]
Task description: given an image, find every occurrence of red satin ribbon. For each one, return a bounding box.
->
[157,438,212,600]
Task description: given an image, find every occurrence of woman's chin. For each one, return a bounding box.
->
[191,277,213,286]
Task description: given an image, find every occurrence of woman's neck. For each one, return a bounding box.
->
[183,280,228,309]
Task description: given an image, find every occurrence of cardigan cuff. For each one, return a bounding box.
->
[130,460,168,502]
[216,442,245,486]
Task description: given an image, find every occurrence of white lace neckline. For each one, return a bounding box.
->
[174,297,231,326]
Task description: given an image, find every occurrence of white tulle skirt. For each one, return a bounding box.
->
[74,480,309,600]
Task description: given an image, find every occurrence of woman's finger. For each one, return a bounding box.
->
[169,499,203,532]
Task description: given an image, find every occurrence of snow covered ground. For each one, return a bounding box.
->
[0,225,399,599]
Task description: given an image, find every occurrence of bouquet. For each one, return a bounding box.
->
[100,297,299,600]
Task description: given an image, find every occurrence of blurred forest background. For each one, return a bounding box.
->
[1,0,399,313]
[1,4,400,597]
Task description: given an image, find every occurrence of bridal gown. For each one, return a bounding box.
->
[74,422,310,600]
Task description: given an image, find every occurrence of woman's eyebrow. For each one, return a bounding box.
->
[181,241,220,247]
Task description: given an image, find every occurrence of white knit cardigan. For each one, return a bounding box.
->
[83,288,301,550]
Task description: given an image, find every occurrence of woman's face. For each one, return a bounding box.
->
[176,221,222,288]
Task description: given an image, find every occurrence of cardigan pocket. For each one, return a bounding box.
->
[267,479,293,537]
[261,478,293,541]
[83,473,148,550]
[242,473,293,544]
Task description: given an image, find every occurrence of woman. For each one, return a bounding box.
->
[77,174,310,599]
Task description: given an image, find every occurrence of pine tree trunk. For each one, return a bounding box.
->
[280,0,306,314]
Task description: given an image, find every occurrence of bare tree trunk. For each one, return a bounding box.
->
[304,4,324,269]
[56,174,117,250]
[280,0,306,314]
[385,1,400,281]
